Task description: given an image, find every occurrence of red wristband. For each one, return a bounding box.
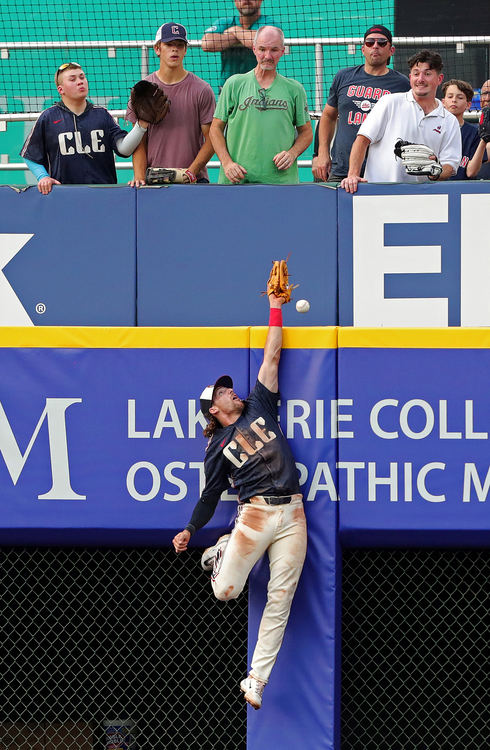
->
[269,307,283,327]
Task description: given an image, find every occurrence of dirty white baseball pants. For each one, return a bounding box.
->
[210,494,307,683]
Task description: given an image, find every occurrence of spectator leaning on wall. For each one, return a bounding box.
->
[210,26,312,184]
[21,63,149,194]
[340,49,461,193]
[201,0,280,90]
[312,24,410,183]
[441,79,487,179]
[126,23,216,186]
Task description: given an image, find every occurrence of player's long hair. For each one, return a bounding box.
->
[203,416,219,438]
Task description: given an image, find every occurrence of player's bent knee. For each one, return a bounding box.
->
[212,581,242,601]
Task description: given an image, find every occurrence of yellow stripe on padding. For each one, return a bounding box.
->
[4,326,487,350]
[0,327,250,349]
[0,326,339,350]
[251,326,338,349]
[339,328,490,349]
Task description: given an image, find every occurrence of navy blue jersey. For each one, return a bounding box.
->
[314,65,410,175]
[186,379,301,533]
[21,101,128,184]
[477,160,490,178]
[451,121,480,179]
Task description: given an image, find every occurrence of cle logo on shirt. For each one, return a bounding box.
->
[223,417,277,468]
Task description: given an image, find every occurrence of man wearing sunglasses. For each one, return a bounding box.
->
[341,49,461,193]
[21,63,149,194]
[210,25,312,184]
[312,25,410,183]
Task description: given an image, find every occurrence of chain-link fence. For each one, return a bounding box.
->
[342,548,490,750]
[1,547,247,750]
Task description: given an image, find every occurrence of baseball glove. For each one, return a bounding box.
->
[130,80,170,124]
[394,139,443,180]
[262,258,298,303]
[145,167,197,184]
[478,106,490,143]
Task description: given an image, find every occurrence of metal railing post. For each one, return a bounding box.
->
[314,42,324,112]
[140,45,149,79]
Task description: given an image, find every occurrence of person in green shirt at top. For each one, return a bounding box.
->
[210,26,312,184]
[201,0,280,90]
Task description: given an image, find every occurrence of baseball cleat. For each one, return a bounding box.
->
[201,534,231,572]
[240,675,266,710]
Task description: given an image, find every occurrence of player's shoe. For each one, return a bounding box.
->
[200,534,231,572]
[240,674,266,710]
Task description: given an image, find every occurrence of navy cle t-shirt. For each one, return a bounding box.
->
[187,379,301,533]
[21,101,128,184]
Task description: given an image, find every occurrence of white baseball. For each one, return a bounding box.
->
[296,299,310,313]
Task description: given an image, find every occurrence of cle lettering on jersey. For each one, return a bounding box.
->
[223,417,277,468]
[58,130,106,156]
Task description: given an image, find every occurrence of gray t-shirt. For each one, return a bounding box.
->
[126,71,216,180]
[325,65,410,176]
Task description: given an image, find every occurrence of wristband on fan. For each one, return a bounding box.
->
[269,308,283,327]
[185,170,197,183]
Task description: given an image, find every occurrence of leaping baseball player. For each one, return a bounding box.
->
[172,280,307,710]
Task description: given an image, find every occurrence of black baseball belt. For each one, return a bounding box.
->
[242,495,293,506]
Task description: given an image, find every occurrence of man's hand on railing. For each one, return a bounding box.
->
[38,176,61,195]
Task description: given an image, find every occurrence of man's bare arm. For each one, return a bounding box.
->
[201,29,241,52]
[187,123,215,178]
[129,134,148,187]
[340,134,371,193]
[466,139,487,178]
[438,163,457,181]
[312,103,338,180]
[273,121,313,171]
[210,117,248,183]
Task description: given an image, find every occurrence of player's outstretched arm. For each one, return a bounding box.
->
[258,294,284,393]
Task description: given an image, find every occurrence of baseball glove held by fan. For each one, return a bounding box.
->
[130,80,170,124]
[394,139,443,180]
[478,107,490,143]
[262,258,298,303]
[145,167,197,184]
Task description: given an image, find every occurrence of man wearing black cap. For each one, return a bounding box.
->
[172,293,307,711]
[312,24,410,182]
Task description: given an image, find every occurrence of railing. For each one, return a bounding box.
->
[0,35,489,114]
[0,35,486,175]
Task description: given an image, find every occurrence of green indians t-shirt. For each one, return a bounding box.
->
[214,70,310,184]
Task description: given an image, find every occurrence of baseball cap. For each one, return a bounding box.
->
[363,25,392,45]
[155,22,188,44]
[200,375,233,419]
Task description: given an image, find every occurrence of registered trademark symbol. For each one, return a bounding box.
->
[35,302,46,314]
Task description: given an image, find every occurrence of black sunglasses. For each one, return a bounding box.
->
[364,38,389,47]
[55,62,82,82]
